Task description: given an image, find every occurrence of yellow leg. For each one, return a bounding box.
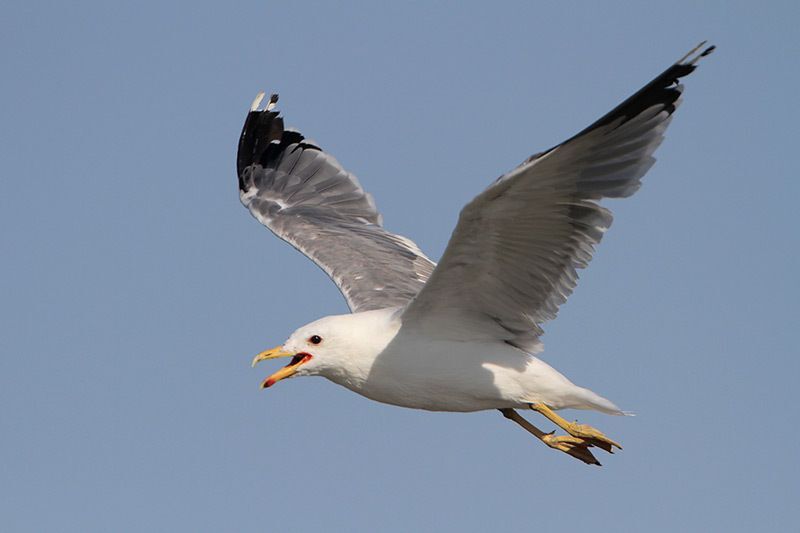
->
[529,403,622,453]
[499,409,601,466]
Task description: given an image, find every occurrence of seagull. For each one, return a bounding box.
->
[240,42,714,465]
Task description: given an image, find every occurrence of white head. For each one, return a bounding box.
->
[251,310,399,388]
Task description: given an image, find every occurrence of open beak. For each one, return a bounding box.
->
[251,345,312,389]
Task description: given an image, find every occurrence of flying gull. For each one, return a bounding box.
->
[241,42,714,465]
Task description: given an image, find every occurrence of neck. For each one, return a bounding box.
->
[323,308,402,391]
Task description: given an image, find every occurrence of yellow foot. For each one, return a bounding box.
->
[530,403,622,453]
[542,433,601,466]
[561,421,621,453]
[499,408,605,466]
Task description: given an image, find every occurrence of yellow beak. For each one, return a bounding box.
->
[251,345,294,367]
[251,345,312,389]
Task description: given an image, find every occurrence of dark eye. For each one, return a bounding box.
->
[309,335,322,345]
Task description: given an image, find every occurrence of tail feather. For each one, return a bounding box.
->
[572,387,625,415]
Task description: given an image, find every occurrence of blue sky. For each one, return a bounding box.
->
[2,1,798,531]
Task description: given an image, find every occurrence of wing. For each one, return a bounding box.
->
[402,43,715,352]
[237,93,435,312]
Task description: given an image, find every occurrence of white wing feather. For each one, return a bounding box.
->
[237,98,435,312]
[402,43,715,353]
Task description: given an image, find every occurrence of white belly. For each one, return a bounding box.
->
[325,336,615,413]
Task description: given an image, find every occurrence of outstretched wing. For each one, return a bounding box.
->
[402,43,714,353]
[237,93,435,312]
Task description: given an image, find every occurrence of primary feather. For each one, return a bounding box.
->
[238,99,434,311]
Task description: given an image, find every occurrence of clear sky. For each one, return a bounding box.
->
[2,1,798,531]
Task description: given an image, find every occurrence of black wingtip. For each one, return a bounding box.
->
[237,92,321,190]
[237,97,284,183]
[701,44,716,57]
[567,42,715,141]
[248,91,280,113]
[679,41,716,66]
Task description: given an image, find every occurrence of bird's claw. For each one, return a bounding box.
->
[564,421,622,453]
[542,434,601,466]
[529,403,622,454]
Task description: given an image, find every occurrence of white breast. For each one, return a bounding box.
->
[318,309,620,414]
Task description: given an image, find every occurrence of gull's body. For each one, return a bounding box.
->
[297,308,619,414]
[240,43,714,465]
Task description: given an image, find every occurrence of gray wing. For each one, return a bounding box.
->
[402,43,714,353]
[237,93,435,312]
